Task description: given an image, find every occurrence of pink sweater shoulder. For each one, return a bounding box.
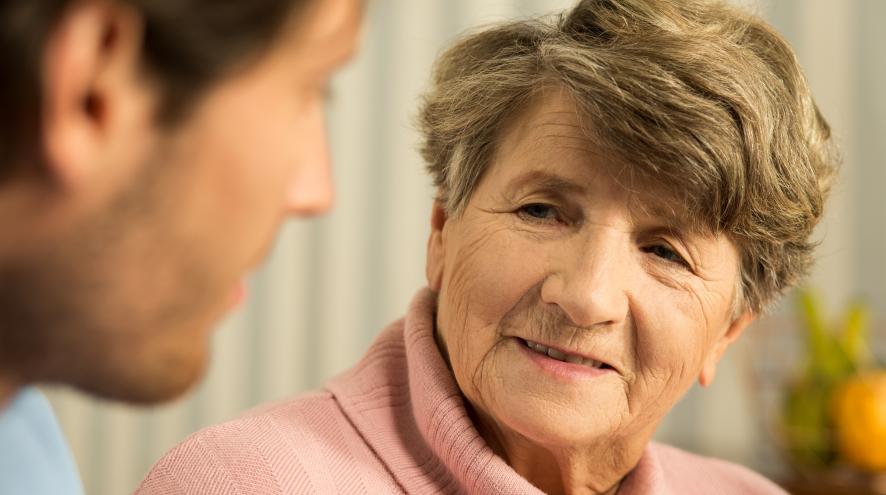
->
[134,391,402,495]
[641,443,786,494]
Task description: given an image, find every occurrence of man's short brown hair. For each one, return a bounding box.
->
[0,0,309,181]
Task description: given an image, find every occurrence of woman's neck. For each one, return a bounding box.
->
[468,403,645,495]
[502,439,628,495]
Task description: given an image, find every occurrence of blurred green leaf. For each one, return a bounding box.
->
[796,289,852,381]
[840,303,871,371]
[782,376,835,466]
[781,289,873,469]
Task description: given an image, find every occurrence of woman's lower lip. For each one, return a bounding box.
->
[513,338,614,381]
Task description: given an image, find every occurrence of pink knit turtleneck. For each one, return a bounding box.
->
[136,288,786,494]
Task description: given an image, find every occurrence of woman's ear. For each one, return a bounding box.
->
[425,201,449,292]
[698,310,755,387]
[41,1,147,190]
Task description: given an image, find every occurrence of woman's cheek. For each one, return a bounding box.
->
[628,298,701,395]
[449,237,521,324]
[441,231,532,392]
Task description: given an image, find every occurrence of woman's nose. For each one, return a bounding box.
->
[539,230,629,329]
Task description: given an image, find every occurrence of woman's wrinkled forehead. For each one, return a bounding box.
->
[490,89,706,234]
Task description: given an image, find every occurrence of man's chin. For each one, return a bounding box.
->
[73,347,210,405]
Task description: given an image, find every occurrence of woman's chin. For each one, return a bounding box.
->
[498,410,621,451]
[478,378,628,450]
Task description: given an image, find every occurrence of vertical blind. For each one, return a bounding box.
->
[43,1,885,494]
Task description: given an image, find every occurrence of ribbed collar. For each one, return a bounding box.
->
[402,288,544,494]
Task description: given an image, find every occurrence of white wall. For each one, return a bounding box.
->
[45,1,885,493]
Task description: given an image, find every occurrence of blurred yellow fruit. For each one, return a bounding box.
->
[832,371,886,471]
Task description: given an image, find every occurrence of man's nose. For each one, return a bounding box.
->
[284,107,334,217]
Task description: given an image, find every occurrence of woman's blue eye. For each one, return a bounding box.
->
[644,244,688,267]
[519,203,557,221]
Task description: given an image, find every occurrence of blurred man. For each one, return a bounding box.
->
[0,0,362,492]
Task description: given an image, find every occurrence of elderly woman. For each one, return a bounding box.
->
[137,0,836,494]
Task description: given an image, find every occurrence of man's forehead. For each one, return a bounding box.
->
[279,0,363,68]
[300,0,363,41]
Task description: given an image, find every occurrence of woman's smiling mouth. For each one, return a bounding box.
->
[515,337,617,380]
[522,338,606,368]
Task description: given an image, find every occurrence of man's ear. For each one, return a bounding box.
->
[698,310,755,387]
[425,201,449,292]
[41,1,146,190]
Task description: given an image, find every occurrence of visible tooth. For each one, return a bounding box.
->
[526,340,607,369]
[546,348,566,361]
[526,341,547,354]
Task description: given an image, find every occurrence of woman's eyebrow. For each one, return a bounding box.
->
[506,170,588,197]
[632,201,713,240]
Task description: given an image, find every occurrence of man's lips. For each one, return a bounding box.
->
[512,337,618,372]
[228,280,247,308]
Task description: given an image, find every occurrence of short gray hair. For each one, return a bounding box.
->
[417,0,838,314]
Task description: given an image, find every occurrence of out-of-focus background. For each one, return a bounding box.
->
[43,1,885,494]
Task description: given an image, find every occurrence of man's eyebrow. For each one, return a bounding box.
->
[506,170,588,197]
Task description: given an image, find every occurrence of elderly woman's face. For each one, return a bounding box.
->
[427,90,753,453]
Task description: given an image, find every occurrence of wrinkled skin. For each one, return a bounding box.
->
[426,88,754,495]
